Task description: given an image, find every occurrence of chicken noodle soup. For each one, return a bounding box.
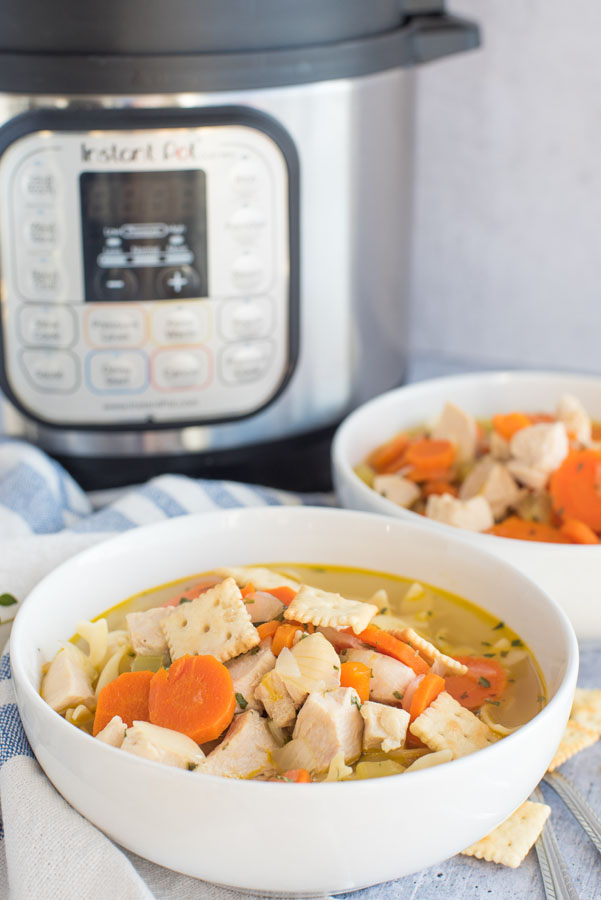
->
[356,393,601,545]
[40,564,544,782]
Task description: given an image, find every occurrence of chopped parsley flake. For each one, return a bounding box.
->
[0,593,17,607]
[511,639,523,647]
[483,652,495,658]
[248,647,260,655]
[492,621,505,631]
[333,665,340,670]
[478,676,491,689]
[179,597,192,604]
[537,695,547,705]
[481,641,492,647]
[187,762,198,771]
[460,691,469,700]
[351,695,362,709]
[235,692,248,709]
[487,700,501,707]
[500,650,509,658]
[244,599,255,604]
[393,690,404,700]
[380,607,388,615]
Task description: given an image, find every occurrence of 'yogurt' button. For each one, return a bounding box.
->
[153,349,210,390]
[20,349,78,393]
[88,351,147,392]
[19,304,76,348]
[231,253,264,292]
[152,304,208,344]
[219,297,273,341]
[86,306,146,347]
[219,341,273,385]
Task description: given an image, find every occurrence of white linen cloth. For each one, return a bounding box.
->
[1,437,598,900]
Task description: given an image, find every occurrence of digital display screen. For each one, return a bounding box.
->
[80,170,208,302]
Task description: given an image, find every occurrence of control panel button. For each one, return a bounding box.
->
[155,266,201,299]
[88,351,146,392]
[20,349,78,393]
[20,164,59,201]
[230,158,261,194]
[153,349,210,390]
[23,215,60,248]
[219,297,273,341]
[94,268,138,302]
[152,304,208,344]
[219,340,274,385]
[19,304,76,348]
[227,206,266,244]
[22,261,63,300]
[231,253,264,291]
[85,306,146,348]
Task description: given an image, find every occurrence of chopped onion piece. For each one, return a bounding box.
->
[404,749,453,773]
[75,619,109,669]
[355,759,405,779]
[325,751,353,781]
[480,704,519,736]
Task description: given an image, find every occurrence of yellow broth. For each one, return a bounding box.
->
[96,563,545,732]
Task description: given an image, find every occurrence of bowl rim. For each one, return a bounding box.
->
[10,505,579,793]
[332,368,601,554]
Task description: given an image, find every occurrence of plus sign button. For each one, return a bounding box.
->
[155,266,201,299]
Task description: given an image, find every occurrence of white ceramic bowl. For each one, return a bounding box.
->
[332,370,601,640]
[11,507,577,896]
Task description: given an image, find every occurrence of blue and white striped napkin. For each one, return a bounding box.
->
[0,437,332,900]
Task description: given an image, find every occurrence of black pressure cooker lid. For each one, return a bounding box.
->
[0,0,479,94]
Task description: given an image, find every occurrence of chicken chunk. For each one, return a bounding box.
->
[41,650,95,713]
[126,606,173,656]
[372,474,420,509]
[243,591,285,624]
[425,493,494,532]
[226,642,276,712]
[360,701,410,753]
[292,687,363,773]
[489,431,511,461]
[431,401,478,463]
[343,648,415,704]
[505,460,549,491]
[121,721,205,769]
[509,422,568,474]
[95,715,126,748]
[201,709,280,779]
[255,669,297,727]
[556,393,591,445]
[459,457,522,520]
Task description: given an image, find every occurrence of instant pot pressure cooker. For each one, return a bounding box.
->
[0,0,478,489]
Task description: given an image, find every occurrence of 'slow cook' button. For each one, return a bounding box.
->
[88,351,147,393]
[219,340,273,385]
[153,349,210,391]
[19,304,76,348]
[20,349,78,393]
[152,304,208,344]
[86,306,146,347]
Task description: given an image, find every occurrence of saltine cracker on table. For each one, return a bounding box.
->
[462,801,551,868]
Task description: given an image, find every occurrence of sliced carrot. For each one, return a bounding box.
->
[350,625,430,675]
[271,623,304,656]
[265,586,297,606]
[422,480,458,498]
[93,669,154,736]
[559,517,600,545]
[405,465,454,484]
[486,516,570,543]
[272,768,312,783]
[445,656,507,711]
[148,654,235,744]
[409,672,446,723]
[256,619,281,641]
[162,577,221,607]
[404,438,455,472]
[549,449,601,532]
[592,423,601,441]
[340,660,371,703]
[367,432,410,473]
[241,582,256,599]
[492,412,532,442]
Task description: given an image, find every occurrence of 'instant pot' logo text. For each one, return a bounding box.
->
[80,138,204,164]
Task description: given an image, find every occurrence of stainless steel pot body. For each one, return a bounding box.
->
[0,70,414,460]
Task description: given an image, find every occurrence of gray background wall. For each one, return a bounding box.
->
[409,0,601,380]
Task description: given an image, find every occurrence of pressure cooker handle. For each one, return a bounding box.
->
[402,0,480,65]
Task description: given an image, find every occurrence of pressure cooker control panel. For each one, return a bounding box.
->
[0,109,298,429]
